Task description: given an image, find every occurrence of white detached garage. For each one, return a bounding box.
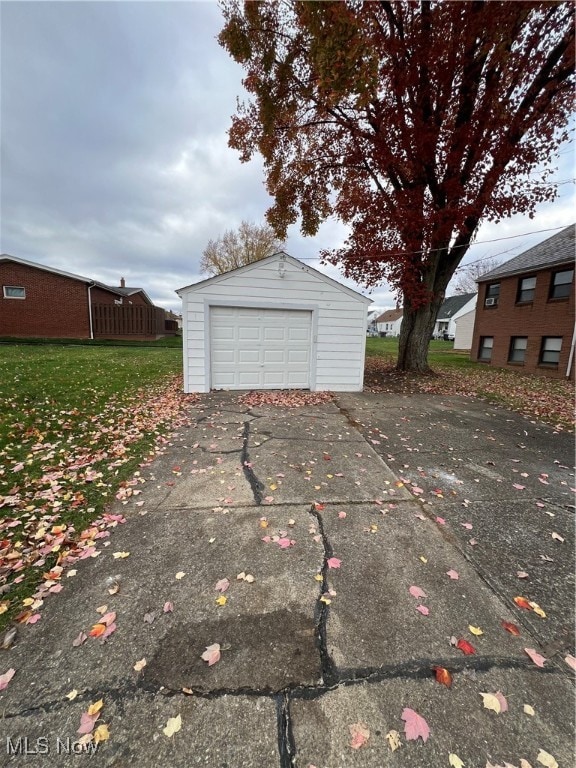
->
[176,252,371,393]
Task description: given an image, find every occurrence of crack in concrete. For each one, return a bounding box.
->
[276,692,296,768]
[241,421,265,505]
[3,654,561,721]
[308,505,338,688]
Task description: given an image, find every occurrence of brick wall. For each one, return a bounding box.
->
[0,263,91,338]
[471,263,575,379]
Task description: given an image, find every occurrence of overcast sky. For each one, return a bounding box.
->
[1,1,574,314]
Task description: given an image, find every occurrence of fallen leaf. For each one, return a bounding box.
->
[163,601,173,613]
[551,532,564,542]
[327,557,341,569]
[480,692,504,714]
[87,699,104,716]
[163,714,182,738]
[456,638,476,655]
[338,511,347,519]
[449,754,465,768]
[215,595,227,606]
[416,604,429,616]
[432,666,453,688]
[72,631,88,647]
[501,620,521,636]
[113,552,130,559]
[134,658,147,672]
[401,707,430,742]
[524,704,535,716]
[0,668,15,690]
[524,648,546,667]
[175,572,186,580]
[514,596,532,610]
[385,729,402,751]
[349,722,370,749]
[469,625,483,636]
[93,724,110,744]
[446,570,459,580]
[517,571,529,579]
[409,585,427,599]
[201,643,221,666]
[89,623,106,638]
[66,689,78,701]
[78,711,99,735]
[564,654,576,670]
[494,691,508,712]
[215,578,230,593]
[536,749,558,768]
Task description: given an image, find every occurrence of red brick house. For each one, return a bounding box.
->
[0,254,165,339]
[471,224,575,380]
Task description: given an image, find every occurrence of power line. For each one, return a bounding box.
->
[296,223,571,262]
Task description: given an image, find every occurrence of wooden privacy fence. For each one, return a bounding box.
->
[92,304,166,337]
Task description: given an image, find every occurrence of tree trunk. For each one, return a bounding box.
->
[396,298,444,373]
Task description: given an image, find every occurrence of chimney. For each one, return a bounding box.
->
[120,277,125,288]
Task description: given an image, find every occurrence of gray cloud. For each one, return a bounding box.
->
[1,2,573,314]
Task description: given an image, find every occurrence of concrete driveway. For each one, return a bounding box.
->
[1,391,574,767]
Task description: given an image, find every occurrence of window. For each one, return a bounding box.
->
[517,276,536,303]
[478,337,493,361]
[508,336,528,364]
[3,286,26,299]
[484,283,500,307]
[539,337,562,366]
[550,269,573,300]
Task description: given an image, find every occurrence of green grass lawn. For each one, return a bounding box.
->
[365,336,478,368]
[0,344,185,630]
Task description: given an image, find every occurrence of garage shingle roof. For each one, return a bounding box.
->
[478,224,575,282]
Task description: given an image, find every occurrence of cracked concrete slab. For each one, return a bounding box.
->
[290,667,574,768]
[0,505,323,711]
[2,692,278,767]
[320,502,542,671]
[247,438,412,505]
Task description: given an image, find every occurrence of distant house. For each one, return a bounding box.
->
[366,310,380,334]
[0,254,166,340]
[376,308,403,336]
[434,293,476,339]
[470,224,575,379]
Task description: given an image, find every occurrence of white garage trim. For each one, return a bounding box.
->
[204,299,319,391]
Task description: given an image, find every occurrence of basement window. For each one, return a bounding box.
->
[508,336,528,364]
[478,336,493,361]
[3,286,26,299]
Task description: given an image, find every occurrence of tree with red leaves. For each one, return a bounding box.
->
[219,1,574,372]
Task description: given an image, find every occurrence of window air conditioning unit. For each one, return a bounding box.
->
[485,298,497,306]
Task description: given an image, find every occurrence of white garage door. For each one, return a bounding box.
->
[210,306,312,390]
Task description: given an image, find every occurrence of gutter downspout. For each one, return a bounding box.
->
[566,325,576,379]
[87,282,94,340]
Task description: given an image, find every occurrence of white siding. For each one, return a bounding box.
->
[454,309,476,351]
[178,255,370,393]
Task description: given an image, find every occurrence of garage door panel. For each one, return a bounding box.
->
[238,327,261,341]
[263,327,285,342]
[210,306,311,390]
[212,350,235,364]
[288,328,309,341]
[238,350,260,364]
[263,349,285,364]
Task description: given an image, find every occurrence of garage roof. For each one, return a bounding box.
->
[176,252,372,304]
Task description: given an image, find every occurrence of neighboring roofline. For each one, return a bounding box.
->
[476,256,574,283]
[176,252,372,304]
[436,293,477,320]
[0,253,94,285]
[0,253,154,302]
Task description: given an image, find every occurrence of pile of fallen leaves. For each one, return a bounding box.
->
[238,390,334,408]
[0,375,198,627]
[364,357,575,431]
